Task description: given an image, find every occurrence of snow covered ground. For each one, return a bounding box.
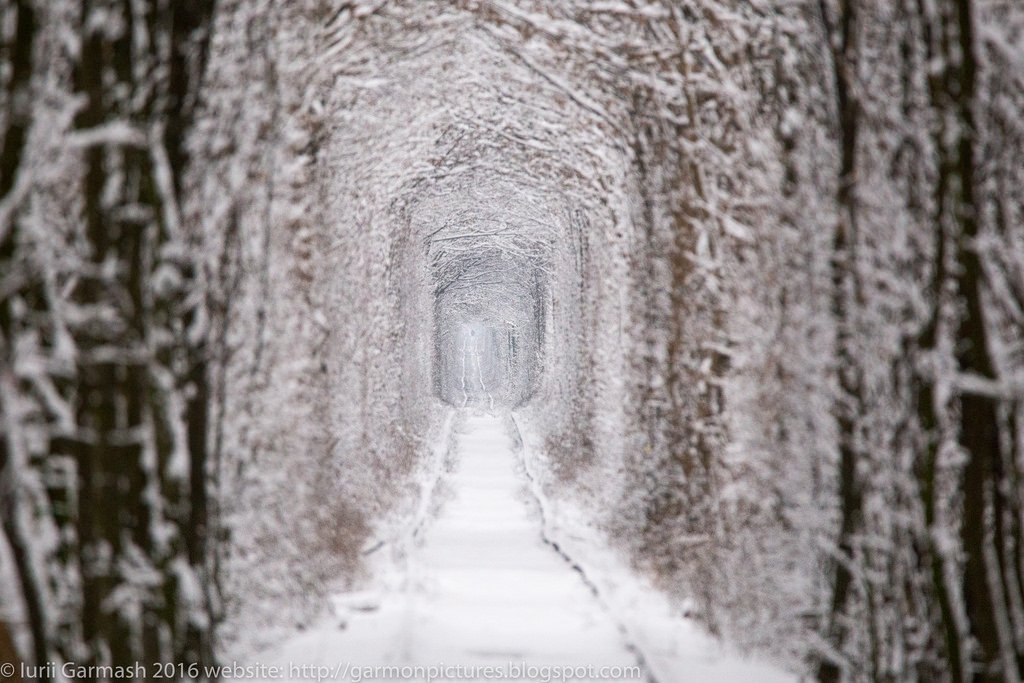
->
[244,412,795,682]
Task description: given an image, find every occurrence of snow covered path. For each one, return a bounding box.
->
[249,412,795,682]
[399,413,638,673]
[252,412,638,681]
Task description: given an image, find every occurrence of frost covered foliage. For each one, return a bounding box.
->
[232,0,817,665]
[0,0,216,673]
[187,0,369,651]
[5,0,1024,680]
[781,3,1024,679]
[200,1,642,649]
[714,0,1024,678]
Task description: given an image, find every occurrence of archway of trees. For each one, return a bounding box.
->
[3,1,1024,681]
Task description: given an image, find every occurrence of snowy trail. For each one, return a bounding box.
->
[251,412,640,681]
[250,412,795,682]
[399,413,636,672]
[471,339,494,411]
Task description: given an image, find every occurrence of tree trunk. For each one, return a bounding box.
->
[817,0,866,679]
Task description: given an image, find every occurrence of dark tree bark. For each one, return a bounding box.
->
[902,0,972,678]
[67,0,216,675]
[940,0,1020,677]
[1,0,216,678]
[0,0,54,672]
[817,1,867,679]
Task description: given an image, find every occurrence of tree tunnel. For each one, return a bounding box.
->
[391,160,598,419]
[426,187,556,409]
[203,1,648,654]
[9,2,1024,678]
[317,9,643,491]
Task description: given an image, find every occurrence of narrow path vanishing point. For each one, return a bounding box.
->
[256,412,642,682]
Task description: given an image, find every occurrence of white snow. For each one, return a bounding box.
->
[244,412,797,683]
[513,418,797,683]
